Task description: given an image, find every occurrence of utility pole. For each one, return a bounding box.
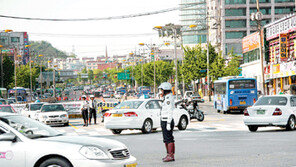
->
[14,47,17,103]
[0,46,3,88]
[173,28,178,99]
[29,51,33,101]
[206,10,211,102]
[53,69,56,98]
[255,0,265,95]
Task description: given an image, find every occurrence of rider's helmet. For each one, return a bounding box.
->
[158,82,172,90]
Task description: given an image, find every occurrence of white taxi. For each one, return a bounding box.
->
[0,113,137,167]
[104,99,190,134]
[21,102,45,119]
[36,103,69,126]
[244,95,296,132]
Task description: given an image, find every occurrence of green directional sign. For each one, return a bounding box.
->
[117,73,130,80]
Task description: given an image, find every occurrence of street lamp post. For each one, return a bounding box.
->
[39,54,44,97]
[0,45,3,88]
[25,45,33,101]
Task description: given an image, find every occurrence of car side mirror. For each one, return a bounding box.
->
[0,133,17,142]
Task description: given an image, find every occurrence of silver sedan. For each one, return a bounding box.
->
[0,113,137,167]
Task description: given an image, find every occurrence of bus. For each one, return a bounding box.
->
[213,77,257,114]
[8,87,27,101]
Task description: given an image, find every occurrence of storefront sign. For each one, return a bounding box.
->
[279,34,288,61]
[242,31,263,53]
[266,15,296,40]
[294,39,296,58]
[273,64,280,74]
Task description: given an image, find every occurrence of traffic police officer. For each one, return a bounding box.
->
[159,82,175,162]
[88,95,97,125]
[81,95,89,127]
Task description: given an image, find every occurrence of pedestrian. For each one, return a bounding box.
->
[158,82,175,162]
[81,95,89,127]
[88,95,97,125]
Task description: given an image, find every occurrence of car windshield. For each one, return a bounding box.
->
[0,99,6,104]
[0,115,61,139]
[254,96,287,106]
[114,101,144,109]
[30,104,44,111]
[0,106,14,113]
[41,105,65,112]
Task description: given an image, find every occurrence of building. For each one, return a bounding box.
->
[97,62,119,71]
[86,61,98,70]
[264,14,296,95]
[241,31,264,90]
[220,0,295,57]
[180,0,208,45]
[0,31,29,64]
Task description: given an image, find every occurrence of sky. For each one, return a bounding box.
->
[0,0,180,57]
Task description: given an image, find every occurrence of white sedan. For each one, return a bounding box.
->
[104,99,190,134]
[21,102,45,119]
[0,113,137,167]
[36,103,69,126]
[243,95,296,132]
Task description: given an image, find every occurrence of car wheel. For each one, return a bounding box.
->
[39,157,72,167]
[178,116,188,130]
[217,110,220,113]
[111,129,122,134]
[286,116,295,131]
[248,125,258,132]
[141,119,153,134]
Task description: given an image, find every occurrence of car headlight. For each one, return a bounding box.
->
[79,146,109,160]
[60,114,68,118]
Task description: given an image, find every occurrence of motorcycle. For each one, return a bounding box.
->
[176,98,205,121]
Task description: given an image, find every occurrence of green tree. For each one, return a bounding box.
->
[9,64,39,89]
[210,53,226,81]
[2,55,14,89]
[30,41,68,60]
[88,70,94,84]
[224,50,242,76]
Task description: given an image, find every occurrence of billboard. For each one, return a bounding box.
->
[279,33,288,61]
[242,31,264,54]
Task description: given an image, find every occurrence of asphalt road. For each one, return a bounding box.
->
[53,101,296,167]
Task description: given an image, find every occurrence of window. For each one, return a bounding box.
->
[225,0,246,4]
[250,8,271,15]
[225,31,246,39]
[250,19,270,26]
[225,43,243,55]
[0,127,7,135]
[255,96,287,106]
[225,20,246,28]
[146,101,160,109]
[243,48,260,64]
[250,0,270,3]
[275,7,294,14]
[291,97,296,107]
[183,35,207,44]
[0,36,8,45]
[225,9,246,16]
[11,37,20,43]
[214,82,227,95]
[229,79,256,89]
[275,0,294,3]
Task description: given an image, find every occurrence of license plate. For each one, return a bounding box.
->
[240,101,246,105]
[125,163,137,167]
[112,114,122,117]
[257,110,265,115]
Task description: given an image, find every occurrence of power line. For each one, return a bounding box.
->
[30,32,155,38]
[0,4,198,22]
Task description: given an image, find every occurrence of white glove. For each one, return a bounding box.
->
[166,123,171,131]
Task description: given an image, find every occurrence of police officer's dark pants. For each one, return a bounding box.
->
[82,109,88,126]
[89,108,97,124]
[161,120,175,144]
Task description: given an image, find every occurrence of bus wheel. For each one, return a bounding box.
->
[217,110,220,113]
[223,110,228,114]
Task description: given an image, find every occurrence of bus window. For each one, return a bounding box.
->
[214,83,226,95]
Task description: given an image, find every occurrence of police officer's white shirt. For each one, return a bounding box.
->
[88,99,97,109]
[81,100,89,110]
[160,93,174,122]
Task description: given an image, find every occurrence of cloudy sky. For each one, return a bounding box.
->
[0,0,180,57]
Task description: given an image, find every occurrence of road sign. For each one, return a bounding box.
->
[117,73,130,80]
[200,69,207,73]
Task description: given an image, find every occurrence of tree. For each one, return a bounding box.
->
[224,50,242,76]
[88,70,94,84]
[209,53,226,81]
[30,41,68,60]
[9,64,39,89]
[2,55,14,89]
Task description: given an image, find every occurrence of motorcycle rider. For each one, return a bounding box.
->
[88,95,97,125]
[81,95,89,127]
[159,82,175,162]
